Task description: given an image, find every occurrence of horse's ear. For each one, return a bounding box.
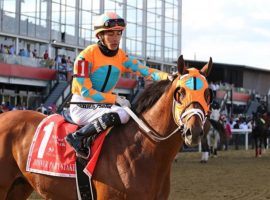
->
[200,57,213,77]
[177,55,188,75]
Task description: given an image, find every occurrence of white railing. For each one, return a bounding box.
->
[231,129,252,150]
[0,53,54,68]
[55,83,71,108]
[199,128,252,152]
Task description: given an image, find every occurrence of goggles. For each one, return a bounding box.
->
[95,19,126,29]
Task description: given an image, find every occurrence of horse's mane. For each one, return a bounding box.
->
[134,79,172,114]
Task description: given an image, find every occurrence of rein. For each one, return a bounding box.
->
[123,107,183,142]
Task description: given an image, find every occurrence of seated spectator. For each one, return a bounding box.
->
[9,45,15,55]
[27,48,32,57]
[5,101,13,111]
[43,50,49,59]
[3,45,9,54]
[0,44,5,54]
[233,119,240,150]
[67,56,72,66]
[224,119,232,150]
[61,55,67,67]
[55,55,62,69]
[21,102,27,110]
[32,49,37,58]
[0,105,3,114]
[239,119,249,130]
[36,104,47,114]
[20,48,29,57]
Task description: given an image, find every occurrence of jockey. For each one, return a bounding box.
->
[65,12,169,159]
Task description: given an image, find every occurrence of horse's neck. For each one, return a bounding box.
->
[142,92,175,137]
[140,91,181,160]
[96,93,181,191]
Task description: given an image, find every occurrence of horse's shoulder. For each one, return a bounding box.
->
[0,110,46,126]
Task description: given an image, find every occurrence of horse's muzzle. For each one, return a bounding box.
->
[182,127,203,147]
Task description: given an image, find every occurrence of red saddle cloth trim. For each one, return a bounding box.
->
[26,114,109,178]
[84,128,109,177]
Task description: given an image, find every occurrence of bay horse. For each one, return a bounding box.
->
[252,112,269,157]
[200,109,226,162]
[0,55,213,200]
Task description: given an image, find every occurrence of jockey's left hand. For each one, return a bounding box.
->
[116,96,131,108]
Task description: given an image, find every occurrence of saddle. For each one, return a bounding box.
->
[61,109,91,199]
[27,110,109,200]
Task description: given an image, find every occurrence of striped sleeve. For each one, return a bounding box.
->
[123,55,168,81]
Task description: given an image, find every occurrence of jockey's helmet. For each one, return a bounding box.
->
[94,12,126,38]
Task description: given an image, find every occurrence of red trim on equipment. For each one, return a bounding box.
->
[76,60,89,77]
[0,63,57,80]
[116,77,137,89]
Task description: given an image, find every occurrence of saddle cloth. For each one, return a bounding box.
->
[26,114,109,178]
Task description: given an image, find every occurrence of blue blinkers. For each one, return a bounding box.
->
[185,77,204,90]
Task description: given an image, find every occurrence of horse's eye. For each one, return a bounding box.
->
[204,88,213,105]
[174,87,186,104]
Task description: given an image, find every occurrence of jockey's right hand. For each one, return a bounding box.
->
[116,96,131,108]
[167,72,178,81]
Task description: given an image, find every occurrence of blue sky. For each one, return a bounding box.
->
[182,0,270,70]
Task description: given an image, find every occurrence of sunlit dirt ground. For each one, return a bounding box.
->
[29,149,270,200]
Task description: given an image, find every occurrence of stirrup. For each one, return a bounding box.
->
[65,134,90,159]
[76,148,90,160]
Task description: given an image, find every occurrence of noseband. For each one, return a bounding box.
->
[173,101,208,136]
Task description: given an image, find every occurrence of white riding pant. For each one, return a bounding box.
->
[207,128,220,149]
[69,104,130,126]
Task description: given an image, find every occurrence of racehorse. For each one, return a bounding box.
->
[209,108,227,150]
[252,112,268,157]
[200,109,226,162]
[207,123,220,157]
[0,55,213,200]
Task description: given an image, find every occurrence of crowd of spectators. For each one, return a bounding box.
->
[0,41,74,116]
[0,42,74,81]
[0,101,57,115]
[0,44,15,55]
[54,54,73,81]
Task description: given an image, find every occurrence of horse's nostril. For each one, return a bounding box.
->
[200,131,204,136]
[185,129,192,137]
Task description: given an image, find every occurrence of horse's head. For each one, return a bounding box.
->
[172,55,213,146]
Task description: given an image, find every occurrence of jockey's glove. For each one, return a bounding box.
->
[167,72,178,81]
[116,96,131,108]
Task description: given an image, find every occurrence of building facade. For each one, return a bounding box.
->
[0,0,182,108]
[0,0,181,69]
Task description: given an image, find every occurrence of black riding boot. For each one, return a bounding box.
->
[65,112,121,159]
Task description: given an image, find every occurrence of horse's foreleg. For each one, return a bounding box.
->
[6,177,33,200]
[0,158,21,199]
[254,135,260,157]
[200,136,209,163]
[94,181,127,200]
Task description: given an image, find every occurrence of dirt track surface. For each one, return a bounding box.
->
[29,149,270,200]
[169,149,270,200]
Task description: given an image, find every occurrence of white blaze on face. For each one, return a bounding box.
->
[184,134,193,146]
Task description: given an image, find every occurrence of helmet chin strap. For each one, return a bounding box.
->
[98,33,106,46]
[97,34,119,57]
